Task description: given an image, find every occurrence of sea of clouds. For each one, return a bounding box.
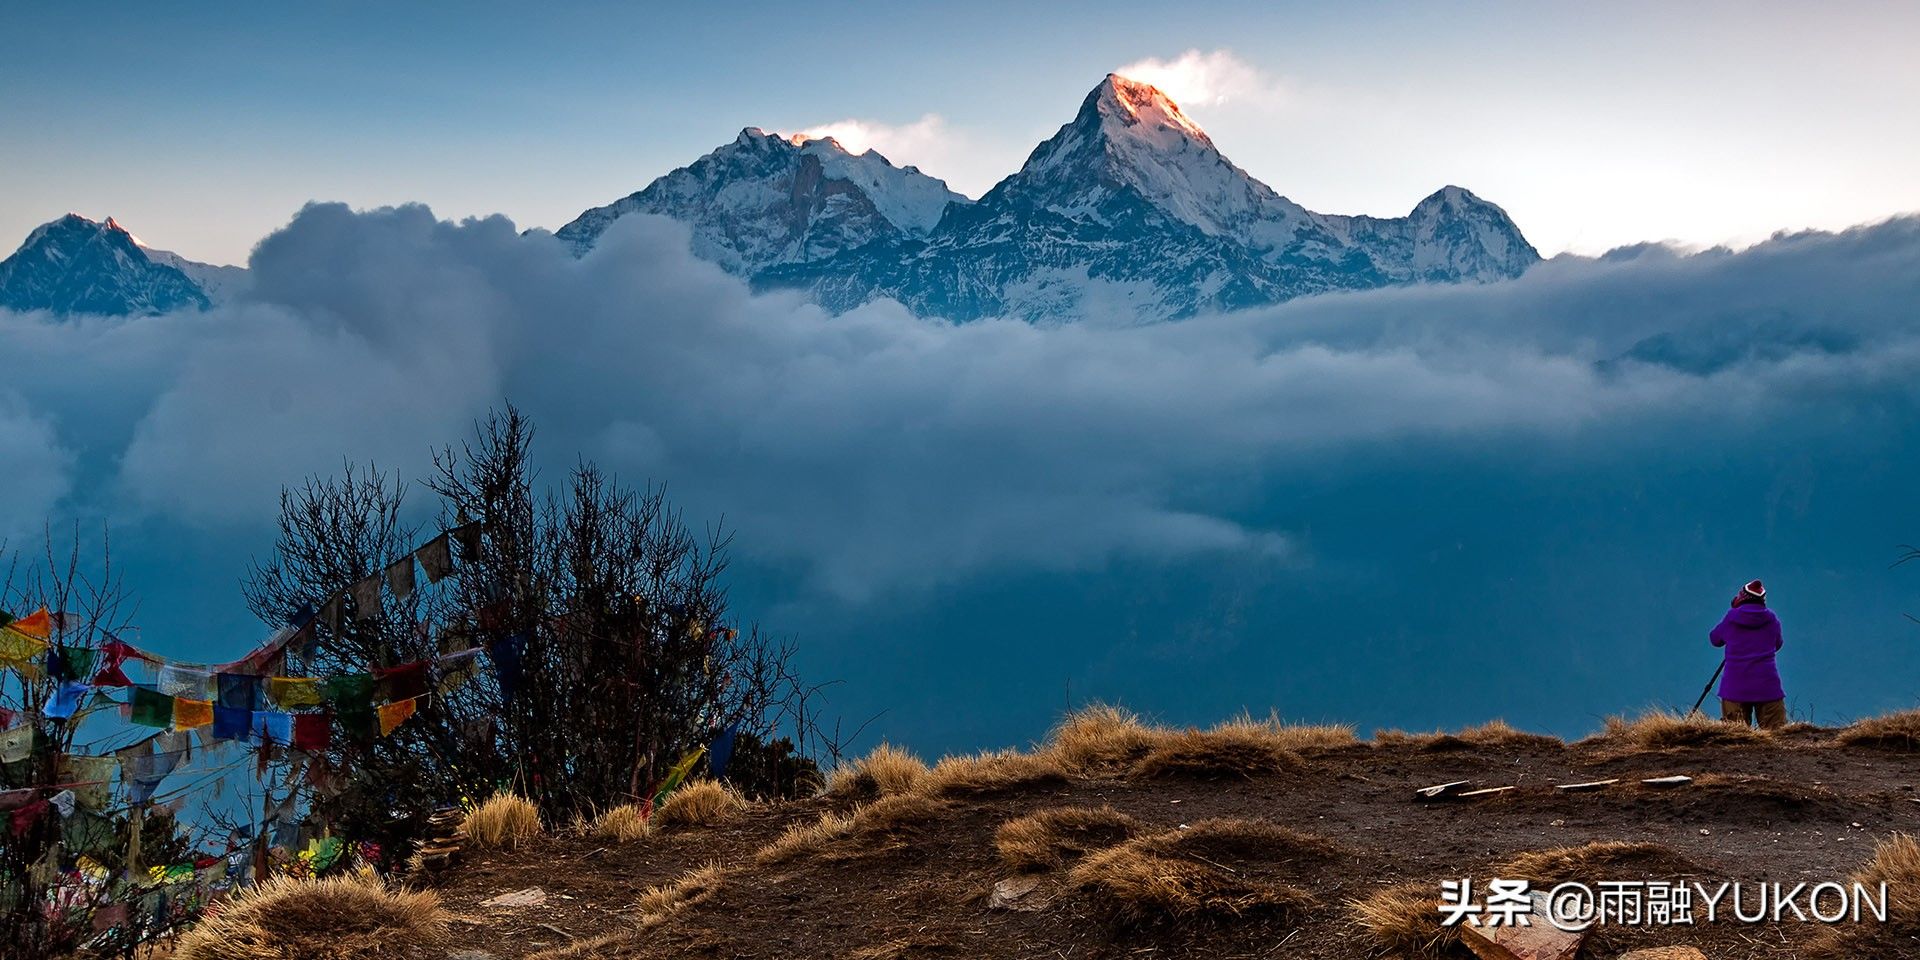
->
[5,205,1919,750]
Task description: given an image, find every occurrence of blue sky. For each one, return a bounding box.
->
[5,1,1919,264]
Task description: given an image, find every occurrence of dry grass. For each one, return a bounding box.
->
[1497,840,1697,884]
[825,742,928,799]
[1803,833,1920,958]
[1834,709,1920,750]
[1374,719,1562,752]
[1043,703,1163,775]
[757,793,948,865]
[917,749,1068,797]
[1070,819,1332,924]
[1211,712,1358,751]
[1129,726,1306,780]
[174,870,445,960]
[1584,708,1769,753]
[527,864,728,960]
[464,791,543,850]
[1346,883,1460,959]
[589,803,652,843]
[653,780,748,829]
[995,805,1144,872]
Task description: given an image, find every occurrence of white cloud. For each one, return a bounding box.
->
[3,205,1920,604]
[1114,49,1279,109]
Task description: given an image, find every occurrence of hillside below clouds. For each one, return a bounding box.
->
[562,74,1541,323]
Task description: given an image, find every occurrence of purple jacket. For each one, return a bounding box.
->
[1711,605,1784,702]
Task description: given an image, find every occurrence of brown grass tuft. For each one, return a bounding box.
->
[1374,719,1561,752]
[995,805,1144,872]
[653,780,748,829]
[1834,709,1920,750]
[1346,883,1460,959]
[757,793,948,865]
[635,862,727,923]
[590,803,652,843]
[1584,708,1769,753]
[825,742,928,800]
[1129,726,1305,780]
[1805,833,1920,959]
[917,749,1068,797]
[1044,703,1162,775]
[464,791,543,849]
[174,871,446,960]
[1497,840,1698,884]
[1070,819,1332,924]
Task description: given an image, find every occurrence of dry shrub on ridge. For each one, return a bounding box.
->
[1071,819,1332,924]
[174,871,446,960]
[917,749,1068,797]
[1130,726,1305,780]
[1044,704,1163,775]
[1374,719,1561,752]
[1346,882,1460,960]
[996,805,1144,872]
[1804,833,1920,959]
[1497,840,1699,885]
[1585,709,1769,753]
[825,742,928,799]
[653,780,748,828]
[464,791,543,849]
[1834,709,1920,750]
[757,793,948,865]
[590,803,652,843]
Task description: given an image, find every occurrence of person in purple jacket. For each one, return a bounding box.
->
[1711,579,1787,729]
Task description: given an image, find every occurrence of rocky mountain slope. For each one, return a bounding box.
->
[0,214,238,316]
[566,75,1540,323]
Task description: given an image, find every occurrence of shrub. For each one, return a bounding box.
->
[1346,883,1459,959]
[1497,840,1696,884]
[465,791,542,849]
[1834,709,1920,750]
[825,743,928,800]
[174,871,445,960]
[1585,709,1768,752]
[1044,704,1162,775]
[1129,727,1304,780]
[995,805,1143,872]
[590,803,652,843]
[654,780,748,829]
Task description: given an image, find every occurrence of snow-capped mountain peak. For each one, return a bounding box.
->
[555,127,969,271]
[0,213,219,317]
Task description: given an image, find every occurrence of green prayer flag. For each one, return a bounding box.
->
[53,643,98,681]
[130,687,175,728]
[323,673,373,707]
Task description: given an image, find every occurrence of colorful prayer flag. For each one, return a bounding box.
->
[172,697,214,730]
[0,625,49,667]
[45,681,88,720]
[293,711,332,751]
[351,573,383,622]
[48,643,98,683]
[416,533,454,583]
[212,705,251,741]
[130,687,175,728]
[386,555,417,603]
[6,607,51,639]
[216,672,263,711]
[374,661,429,702]
[158,665,212,699]
[376,697,417,736]
[266,676,324,709]
[251,711,294,747]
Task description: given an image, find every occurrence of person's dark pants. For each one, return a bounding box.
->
[1721,698,1788,729]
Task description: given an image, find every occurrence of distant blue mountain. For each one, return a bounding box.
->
[562,75,1541,323]
[0,213,239,317]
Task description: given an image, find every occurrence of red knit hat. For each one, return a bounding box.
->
[1741,579,1766,601]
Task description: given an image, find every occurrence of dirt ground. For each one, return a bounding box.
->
[432,725,1920,959]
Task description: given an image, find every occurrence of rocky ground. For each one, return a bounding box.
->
[422,718,1920,960]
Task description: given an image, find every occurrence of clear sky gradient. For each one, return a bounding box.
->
[4,1,1917,265]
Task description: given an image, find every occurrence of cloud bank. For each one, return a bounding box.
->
[6,204,1920,749]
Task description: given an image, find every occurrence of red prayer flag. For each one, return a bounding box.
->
[293,712,332,752]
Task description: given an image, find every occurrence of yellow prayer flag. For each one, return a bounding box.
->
[377,697,417,737]
[0,627,49,666]
[266,676,325,709]
[172,697,214,730]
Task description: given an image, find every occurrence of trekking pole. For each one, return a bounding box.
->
[1687,662,1725,716]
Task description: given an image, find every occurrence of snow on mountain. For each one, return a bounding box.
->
[0,214,217,317]
[141,244,249,301]
[555,128,969,274]
[565,75,1539,324]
